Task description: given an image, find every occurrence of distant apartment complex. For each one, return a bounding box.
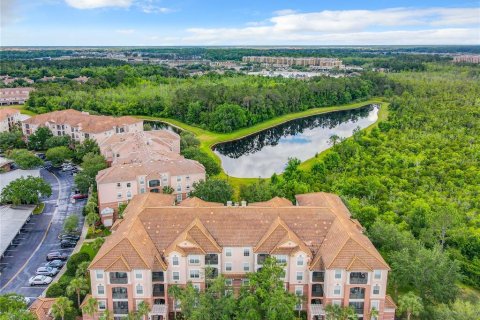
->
[242,56,343,68]
[0,108,21,132]
[95,130,205,226]
[0,87,34,105]
[453,55,480,64]
[21,109,143,143]
[85,192,395,320]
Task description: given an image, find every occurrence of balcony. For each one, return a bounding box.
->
[205,254,219,265]
[257,254,269,265]
[349,272,368,285]
[312,271,324,282]
[110,272,128,284]
[112,287,128,299]
[349,287,365,300]
[349,302,364,315]
[153,284,165,297]
[152,271,164,282]
[113,301,129,315]
[311,284,324,297]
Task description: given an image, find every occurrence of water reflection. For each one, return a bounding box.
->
[214,105,378,178]
[144,121,182,134]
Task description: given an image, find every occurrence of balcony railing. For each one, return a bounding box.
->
[112,288,128,299]
[349,302,364,315]
[113,301,129,315]
[153,284,165,297]
[312,271,324,282]
[349,272,368,284]
[205,254,219,265]
[110,272,128,284]
[152,271,164,282]
[311,284,324,297]
[257,254,269,265]
[349,287,365,299]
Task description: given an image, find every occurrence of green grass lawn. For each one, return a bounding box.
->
[33,203,45,215]
[138,99,388,195]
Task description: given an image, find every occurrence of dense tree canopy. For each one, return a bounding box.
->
[0,176,52,205]
[6,149,43,169]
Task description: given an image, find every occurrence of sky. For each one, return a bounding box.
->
[1,0,480,46]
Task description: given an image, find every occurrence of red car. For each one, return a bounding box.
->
[72,194,88,200]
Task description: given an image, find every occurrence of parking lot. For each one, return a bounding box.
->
[0,168,86,299]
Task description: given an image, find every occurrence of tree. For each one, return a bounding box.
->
[51,296,73,320]
[190,179,233,203]
[66,276,89,307]
[91,237,105,253]
[86,211,100,232]
[28,127,53,151]
[0,130,26,150]
[98,309,113,320]
[168,285,182,320]
[433,299,480,320]
[136,301,151,320]
[398,292,424,320]
[162,185,174,194]
[45,135,72,149]
[82,296,98,320]
[76,261,91,278]
[325,304,358,320]
[0,176,52,205]
[74,139,100,162]
[46,146,73,167]
[0,293,28,313]
[209,103,248,133]
[63,215,79,233]
[74,152,107,193]
[6,149,43,169]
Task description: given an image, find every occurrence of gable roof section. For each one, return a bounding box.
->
[29,297,56,320]
[250,197,293,207]
[347,256,373,271]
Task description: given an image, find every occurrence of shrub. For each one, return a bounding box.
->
[66,252,90,276]
[46,282,66,298]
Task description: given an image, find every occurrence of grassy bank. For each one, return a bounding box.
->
[139,99,387,193]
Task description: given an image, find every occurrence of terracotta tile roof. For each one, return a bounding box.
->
[90,192,389,271]
[23,109,141,133]
[29,298,56,320]
[385,295,397,309]
[178,197,224,207]
[249,197,293,207]
[96,157,205,184]
[97,130,181,165]
[0,107,20,121]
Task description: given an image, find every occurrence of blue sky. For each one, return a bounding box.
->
[1,0,479,45]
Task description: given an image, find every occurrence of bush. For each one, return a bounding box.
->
[46,282,67,298]
[66,252,90,276]
[181,147,220,176]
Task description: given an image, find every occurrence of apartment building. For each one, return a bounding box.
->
[96,158,205,227]
[97,130,181,165]
[85,192,396,320]
[242,56,343,68]
[0,87,34,105]
[453,55,480,64]
[0,108,21,132]
[21,109,143,143]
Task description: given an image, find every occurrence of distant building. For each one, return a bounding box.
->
[84,192,396,320]
[242,56,343,68]
[22,109,143,143]
[0,87,35,105]
[0,108,21,132]
[453,55,480,64]
[28,297,57,320]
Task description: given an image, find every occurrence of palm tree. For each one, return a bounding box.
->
[91,237,105,252]
[99,309,112,320]
[398,291,424,320]
[137,301,151,320]
[168,285,182,319]
[75,261,91,278]
[82,296,98,319]
[368,307,379,320]
[51,297,73,320]
[86,211,99,232]
[66,276,89,307]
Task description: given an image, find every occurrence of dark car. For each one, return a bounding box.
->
[60,239,77,248]
[45,259,65,269]
[46,251,68,261]
[59,234,80,241]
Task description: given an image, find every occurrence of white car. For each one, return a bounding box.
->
[29,275,53,286]
[36,266,59,276]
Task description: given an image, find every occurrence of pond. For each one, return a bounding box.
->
[213,104,379,178]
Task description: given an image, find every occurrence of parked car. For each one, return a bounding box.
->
[46,251,68,261]
[36,266,58,277]
[72,194,88,200]
[60,239,77,248]
[59,234,80,241]
[45,259,65,269]
[29,275,52,286]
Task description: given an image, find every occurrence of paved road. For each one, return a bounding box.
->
[0,168,86,299]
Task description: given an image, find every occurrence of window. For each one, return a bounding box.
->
[110,272,128,284]
[335,269,342,279]
[225,263,232,271]
[95,270,104,280]
[192,283,201,291]
[373,284,380,295]
[153,284,165,297]
[113,301,128,315]
[112,287,128,299]
[350,272,368,284]
[205,254,218,265]
[374,270,381,280]
[176,185,182,192]
[140,188,145,194]
[296,272,303,281]
[172,256,179,266]
[350,287,365,299]
[371,300,380,311]
[334,285,341,295]
[117,192,122,199]
[117,183,121,188]
[189,255,200,265]
[172,272,180,281]
[297,256,304,266]
[98,300,106,311]
[139,178,144,185]
[149,180,160,188]
[126,191,132,199]
[152,271,164,282]
[242,279,249,286]
[136,284,144,295]
[135,271,142,279]
[126,183,131,188]
[177,176,181,182]
[97,284,105,295]
[176,194,182,202]
[243,262,250,272]
[225,279,232,286]
[295,286,303,296]
[189,270,200,279]
[243,248,250,257]
[274,255,287,264]
[225,248,232,257]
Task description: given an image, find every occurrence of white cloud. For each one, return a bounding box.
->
[65,0,132,9]
[116,28,135,34]
[140,4,171,14]
[273,9,297,16]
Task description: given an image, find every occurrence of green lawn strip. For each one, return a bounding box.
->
[138,99,386,196]
[1,104,38,116]
[33,203,45,215]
